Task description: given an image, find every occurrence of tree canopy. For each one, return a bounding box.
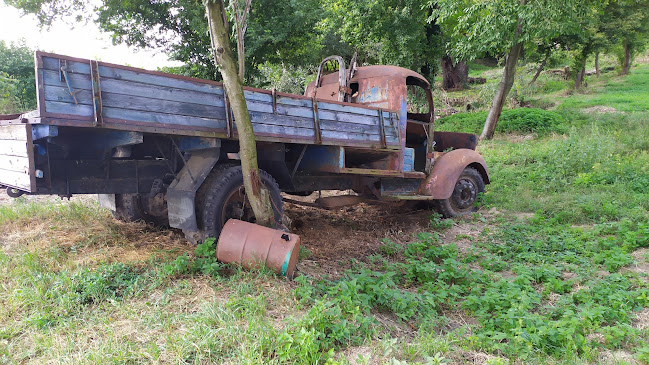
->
[0,41,36,111]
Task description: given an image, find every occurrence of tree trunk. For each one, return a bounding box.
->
[574,58,586,90]
[205,0,273,228]
[595,52,600,77]
[231,0,252,82]
[529,50,549,85]
[621,38,631,75]
[237,30,245,81]
[480,41,523,140]
[441,55,468,90]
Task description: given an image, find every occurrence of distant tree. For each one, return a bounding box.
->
[0,41,36,111]
[324,0,443,81]
[433,0,600,139]
[0,72,21,114]
[599,0,649,75]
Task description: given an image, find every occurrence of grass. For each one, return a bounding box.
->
[1,56,649,364]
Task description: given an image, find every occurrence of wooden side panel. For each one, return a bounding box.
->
[0,124,36,191]
[36,52,401,149]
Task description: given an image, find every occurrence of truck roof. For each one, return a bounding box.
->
[314,65,430,88]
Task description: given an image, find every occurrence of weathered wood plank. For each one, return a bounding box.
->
[42,56,224,95]
[44,100,94,118]
[247,98,399,138]
[45,86,228,120]
[42,56,91,74]
[102,106,228,129]
[249,121,398,145]
[99,65,222,95]
[0,124,28,141]
[0,168,32,191]
[244,90,273,103]
[0,140,31,157]
[248,110,397,138]
[100,78,225,107]
[0,155,30,173]
[278,95,393,118]
[42,68,93,91]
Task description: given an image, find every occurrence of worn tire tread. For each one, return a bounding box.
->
[196,163,283,239]
[433,167,485,218]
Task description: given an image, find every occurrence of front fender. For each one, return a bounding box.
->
[419,149,490,199]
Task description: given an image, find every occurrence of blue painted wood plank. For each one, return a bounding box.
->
[102,106,227,129]
[44,86,227,120]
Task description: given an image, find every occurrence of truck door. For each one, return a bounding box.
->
[404,76,434,173]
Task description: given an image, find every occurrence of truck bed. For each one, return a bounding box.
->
[5,52,400,150]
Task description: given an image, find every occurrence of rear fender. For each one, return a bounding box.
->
[419,149,489,199]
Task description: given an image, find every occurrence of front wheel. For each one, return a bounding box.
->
[196,164,284,239]
[433,167,485,218]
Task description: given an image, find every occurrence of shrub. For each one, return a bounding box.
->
[436,108,566,135]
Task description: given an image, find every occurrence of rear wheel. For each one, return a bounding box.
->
[433,167,485,218]
[113,193,169,226]
[197,164,283,239]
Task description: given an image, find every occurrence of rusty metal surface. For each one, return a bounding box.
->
[433,131,478,151]
[418,149,489,200]
[306,65,430,111]
[216,219,300,278]
[314,194,364,208]
[0,114,21,121]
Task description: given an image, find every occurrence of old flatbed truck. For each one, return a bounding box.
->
[0,52,489,243]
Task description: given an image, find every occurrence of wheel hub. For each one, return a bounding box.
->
[222,187,256,225]
[450,178,477,210]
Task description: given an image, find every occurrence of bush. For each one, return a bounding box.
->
[436,108,566,135]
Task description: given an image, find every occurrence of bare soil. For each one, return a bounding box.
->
[283,192,434,278]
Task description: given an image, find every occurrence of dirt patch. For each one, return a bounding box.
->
[439,219,486,255]
[285,195,434,278]
[633,308,649,331]
[458,351,508,364]
[513,212,535,221]
[599,350,641,365]
[583,105,618,114]
[623,248,649,283]
[342,346,373,364]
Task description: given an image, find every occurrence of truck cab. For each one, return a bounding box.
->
[302,57,489,213]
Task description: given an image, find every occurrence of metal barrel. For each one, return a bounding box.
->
[216,219,301,278]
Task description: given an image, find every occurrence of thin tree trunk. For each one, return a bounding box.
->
[480,0,526,141]
[595,52,600,77]
[621,38,631,75]
[237,31,245,81]
[480,42,523,140]
[575,57,586,90]
[231,0,252,82]
[205,0,273,228]
[529,50,550,85]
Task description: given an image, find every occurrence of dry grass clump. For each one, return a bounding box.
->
[0,197,191,267]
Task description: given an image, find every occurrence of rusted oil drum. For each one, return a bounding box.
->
[216,219,300,277]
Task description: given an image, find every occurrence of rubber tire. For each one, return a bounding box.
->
[138,193,170,227]
[433,167,485,218]
[112,193,169,226]
[6,187,24,198]
[113,194,143,222]
[196,164,284,239]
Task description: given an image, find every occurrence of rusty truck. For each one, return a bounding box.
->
[0,52,489,243]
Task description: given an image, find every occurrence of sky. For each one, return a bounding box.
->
[0,2,181,70]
